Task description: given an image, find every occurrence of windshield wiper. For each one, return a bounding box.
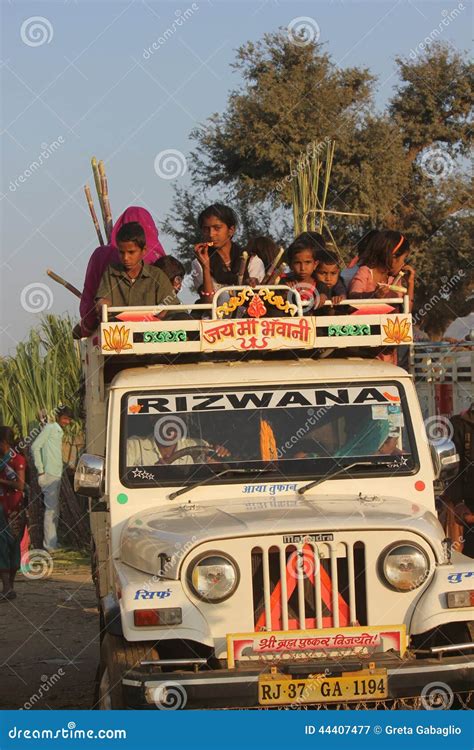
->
[298,459,393,495]
[168,468,271,501]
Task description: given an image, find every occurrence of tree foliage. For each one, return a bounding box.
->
[166,33,472,329]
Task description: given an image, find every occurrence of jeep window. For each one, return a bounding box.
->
[120,383,417,487]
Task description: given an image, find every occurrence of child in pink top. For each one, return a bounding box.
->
[348,231,415,362]
[349,230,415,305]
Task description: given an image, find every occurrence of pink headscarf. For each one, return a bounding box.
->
[80,206,166,334]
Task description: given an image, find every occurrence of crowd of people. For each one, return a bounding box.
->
[77,202,417,339]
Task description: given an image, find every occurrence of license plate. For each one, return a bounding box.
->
[258,669,388,706]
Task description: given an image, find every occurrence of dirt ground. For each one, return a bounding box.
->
[0,551,99,710]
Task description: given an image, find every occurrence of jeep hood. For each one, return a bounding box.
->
[120,495,444,578]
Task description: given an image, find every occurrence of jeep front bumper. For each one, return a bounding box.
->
[122,654,474,709]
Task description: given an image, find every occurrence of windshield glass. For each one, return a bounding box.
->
[120,383,416,486]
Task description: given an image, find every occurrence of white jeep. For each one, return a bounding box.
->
[76,289,474,709]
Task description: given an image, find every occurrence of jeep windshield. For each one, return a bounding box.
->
[120,383,417,487]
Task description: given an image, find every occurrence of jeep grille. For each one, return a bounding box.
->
[251,541,367,630]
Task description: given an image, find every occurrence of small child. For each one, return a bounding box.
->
[285,238,319,312]
[314,250,346,308]
[285,240,345,314]
[348,230,415,308]
[154,255,185,294]
[95,222,178,313]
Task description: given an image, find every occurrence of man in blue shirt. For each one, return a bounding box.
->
[31,406,73,551]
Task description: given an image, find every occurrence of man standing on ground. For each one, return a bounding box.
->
[31,406,73,552]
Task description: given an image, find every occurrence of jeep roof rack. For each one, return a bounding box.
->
[97,285,412,357]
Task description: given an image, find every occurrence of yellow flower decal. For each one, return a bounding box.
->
[102,325,133,353]
[382,317,412,345]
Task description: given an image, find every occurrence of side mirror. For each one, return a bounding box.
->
[431,439,459,480]
[74,453,105,497]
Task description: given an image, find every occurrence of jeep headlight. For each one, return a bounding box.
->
[380,543,429,591]
[188,554,239,602]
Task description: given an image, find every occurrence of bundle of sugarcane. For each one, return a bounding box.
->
[84,156,114,245]
[84,185,104,246]
[291,139,335,237]
[98,159,113,241]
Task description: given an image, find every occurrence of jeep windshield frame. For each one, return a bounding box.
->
[118,380,419,489]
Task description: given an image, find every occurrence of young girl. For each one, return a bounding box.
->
[348,230,415,309]
[0,427,26,602]
[348,231,415,363]
[192,204,242,301]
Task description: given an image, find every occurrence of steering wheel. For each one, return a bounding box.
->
[157,445,221,465]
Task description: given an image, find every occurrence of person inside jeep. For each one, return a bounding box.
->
[127,425,230,466]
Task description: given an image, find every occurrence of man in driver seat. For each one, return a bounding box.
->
[127,424,230,466]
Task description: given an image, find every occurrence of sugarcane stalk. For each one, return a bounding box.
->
[98,160,113,242]
[319,140,335,234]
[263,247,285,284]
[91,156,107,235]
[237,251,249,285]
[46,269,82,299]
[267,262,286,285]
[84,185,104,246]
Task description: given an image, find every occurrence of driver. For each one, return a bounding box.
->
[127,425,230,466]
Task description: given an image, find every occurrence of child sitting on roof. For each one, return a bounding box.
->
[348,230,415,309]
[95,222,178,316]
[154,255,185,295]
[314,249,346,312]
[284,238,346,315]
